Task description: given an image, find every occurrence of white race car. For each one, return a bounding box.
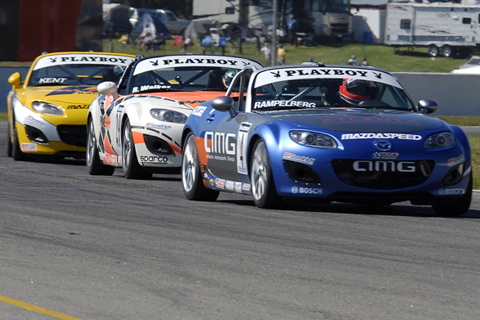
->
[87,54,262,179]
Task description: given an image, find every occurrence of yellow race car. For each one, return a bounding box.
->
[6,51,135,160]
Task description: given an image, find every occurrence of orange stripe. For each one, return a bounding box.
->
[132,130,145,144]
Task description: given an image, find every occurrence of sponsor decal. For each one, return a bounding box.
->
[192,106,207,117]
[342,133,422,140]
[39,77,68,84]
[372,152,399,160]
[439,188,465,195]
[254,68,401,88]
[254,100,316,109]
[27,115,45,127]
[132,84,171,93]
[322,117,421,126]
[235,182,242,192]
[67,104,89,109]
[205,131,236,155]
[242,183,251,192]
[21,143,37,152]
[237,122,251,175]
[209,177,215,187]
[46,87,97,96]
[140,155,168,163]
[225,180,235,190]
[447,155,465,167]
[291,186,323,194]
[215,178,226,189]
[34,55,134,70]
[103,153,118,165]
[375,140,392,151]
[145,123,172,131]
[283,152,315,165]
[353,160,416,172]
[160,58,241,67]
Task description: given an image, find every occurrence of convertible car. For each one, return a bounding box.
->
[181,63,472,216]
[86,54,262,179]
[7,51,135,160]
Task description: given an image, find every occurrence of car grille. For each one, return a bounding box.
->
[332,159,435,189]
[57,125,87,147]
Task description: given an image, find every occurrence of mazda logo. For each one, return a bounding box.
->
[375,140,392,151]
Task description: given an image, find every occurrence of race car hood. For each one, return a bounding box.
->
[17,85,98,108]
[270,108,446,133]
[145,91,228,108]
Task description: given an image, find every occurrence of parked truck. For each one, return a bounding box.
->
[385,2,480,57]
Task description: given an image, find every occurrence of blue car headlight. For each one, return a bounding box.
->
[32,101,63,116]
[150,109,187,124]
[424,132,455,149]
[290,130,337,148]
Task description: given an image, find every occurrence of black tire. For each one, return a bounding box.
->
[86,118,115,176]
[250,139,282,208]
[428,45,439,57]
[122,119,152,179]
[12,120,27,161]
[6,122,12,157]
[441,45,454,58]
[181,132,219,201]
[432,173,472,216]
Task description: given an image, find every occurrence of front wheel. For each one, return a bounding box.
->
[250,140,282,208]
[122,119,152,179]
[432,173,472,216]
[86,118,114,175]
[12,120,27,161]
[182,132,219,201]
[6,122,12,157]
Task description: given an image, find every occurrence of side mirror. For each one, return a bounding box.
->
[97,81,118,99]
[418,98,439,115]
[8,72,22,90]
[211,96,237,117]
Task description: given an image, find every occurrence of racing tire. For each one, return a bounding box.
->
[12,120,27,161]
[250,139,282,208]
[122,119,152,179]
[181,132,219,201]
[432,173,472,216]
[86,118,114,176]
[6,122,12,157]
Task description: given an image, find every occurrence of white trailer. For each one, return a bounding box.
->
[385,2,480,57]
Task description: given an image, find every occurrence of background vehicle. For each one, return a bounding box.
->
[181,63,472,216]
[6,52,135,161]
[385,2,480,58]
[130,8,189,35]
[87,54,262,179]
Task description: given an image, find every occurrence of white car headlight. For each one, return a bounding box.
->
[150,109,187,124]
[424,132,455,149]
[32,101,63,116]
[290,130,337,148]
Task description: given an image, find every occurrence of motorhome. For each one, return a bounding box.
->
[385,2,480,57]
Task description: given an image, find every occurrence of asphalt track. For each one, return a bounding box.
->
[1,121,480,320]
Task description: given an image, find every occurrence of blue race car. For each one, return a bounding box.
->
[181,63,472,215]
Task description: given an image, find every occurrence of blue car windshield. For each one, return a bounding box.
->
[252,78,416,112]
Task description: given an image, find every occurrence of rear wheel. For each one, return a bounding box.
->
[122,119,152,179]
[441,45,454,58]
[432,173,472,216]
[86,118,114,175]
[428,45,439,57]
[250,139,282,208]
[182,132,219,201]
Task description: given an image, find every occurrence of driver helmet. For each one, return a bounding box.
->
[222,69,238,88]
[339,78,374,105]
